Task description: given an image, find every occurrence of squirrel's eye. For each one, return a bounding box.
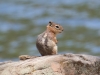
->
[55,26,59,28]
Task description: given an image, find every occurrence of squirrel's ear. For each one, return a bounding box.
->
[49,21,52,23]
[49,21,52,26]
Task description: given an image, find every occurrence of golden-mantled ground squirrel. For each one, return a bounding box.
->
[36,21,63,56]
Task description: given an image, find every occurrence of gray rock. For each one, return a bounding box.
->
[0,54,100,75]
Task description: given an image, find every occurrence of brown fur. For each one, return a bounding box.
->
[36,21,63,56]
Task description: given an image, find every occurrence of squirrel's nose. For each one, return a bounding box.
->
[62,29,64,31]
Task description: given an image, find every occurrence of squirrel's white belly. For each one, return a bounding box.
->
[42,37,56,46]
[42,33,56,45]
[39,33,57,52]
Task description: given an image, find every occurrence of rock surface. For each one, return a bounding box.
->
[0,53,100,75]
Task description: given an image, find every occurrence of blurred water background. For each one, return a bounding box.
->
[0,0,100,61]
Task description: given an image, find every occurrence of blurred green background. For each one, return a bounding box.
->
[0,0,100,61]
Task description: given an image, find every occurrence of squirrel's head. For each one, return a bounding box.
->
[47,21,63,34]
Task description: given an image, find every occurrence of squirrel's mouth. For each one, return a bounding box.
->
[59,31,62,33]
[60,29,63,33]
